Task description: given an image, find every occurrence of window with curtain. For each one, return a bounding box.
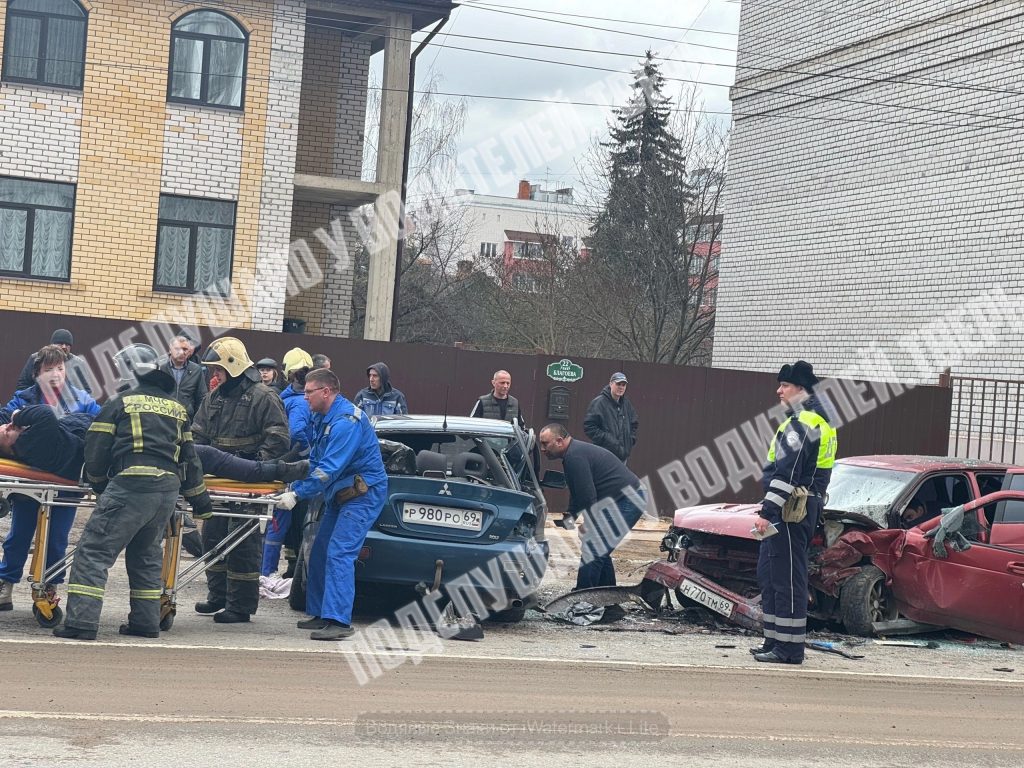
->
[154,195,235,295]
[168,10,247,109]
[0,177,75,281]
[2,0,87,89]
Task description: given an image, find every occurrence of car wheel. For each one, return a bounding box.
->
[287,542,306,612]
[839,565,897,636]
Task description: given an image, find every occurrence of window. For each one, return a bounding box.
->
[154,195,235,294]
[479,242,497,259]
[168,10,247,109]
[0,177,75,281]
[996,473,1024,524]
[2,0,87,89]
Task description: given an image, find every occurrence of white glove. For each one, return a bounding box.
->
[267,490,298,510]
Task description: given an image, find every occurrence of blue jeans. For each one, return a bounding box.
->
[575,492,645,590]
[0,494,78,584]
[305,483,387,625]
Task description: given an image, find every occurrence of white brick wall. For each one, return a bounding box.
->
[714,0,1024,385]
[251,0,306,332]
[334,37,370,180]
[0,85,81,182]
[160,104,242,199]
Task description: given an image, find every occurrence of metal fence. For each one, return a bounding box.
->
[947,373,1024,463]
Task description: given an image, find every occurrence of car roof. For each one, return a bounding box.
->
[839,455,1018,473]
[373,414,519,437]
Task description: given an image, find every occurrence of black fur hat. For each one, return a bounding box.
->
[777,360,819,390]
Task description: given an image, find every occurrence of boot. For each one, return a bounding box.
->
[119,623,160,638]
[182,529,204,558]
[297,616,328,630]
[256,459,309,484]
[310,620,354,641]
[195,600,226,615]
[213,609,250,624]
[0,581,13,611]
[53,624,97,641]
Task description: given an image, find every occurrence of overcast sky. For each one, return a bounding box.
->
[399,0,741,197]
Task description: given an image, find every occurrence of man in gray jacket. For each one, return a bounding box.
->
[583,372,639,463]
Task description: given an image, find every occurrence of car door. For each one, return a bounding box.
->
[889,472,1024,642]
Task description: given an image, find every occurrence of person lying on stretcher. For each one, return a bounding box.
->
[0,405,308,612]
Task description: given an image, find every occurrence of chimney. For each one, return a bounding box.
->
[517,179,531,200]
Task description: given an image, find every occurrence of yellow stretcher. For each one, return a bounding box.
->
[0,458,281,630]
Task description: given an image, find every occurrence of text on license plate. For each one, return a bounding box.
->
[402,504,483,531]
[679,579,735,617]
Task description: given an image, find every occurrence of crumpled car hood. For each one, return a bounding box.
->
[673,503,762,538]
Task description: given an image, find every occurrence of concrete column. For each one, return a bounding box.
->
[363,11,412,341]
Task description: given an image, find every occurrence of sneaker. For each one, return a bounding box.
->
[278,459,310,483]
[119,623,160,638]
[195,600,226,615]
[310,621,354,641]
[212,609,250,624]
[53,624,97,641]
[297,616,328,630]
[0,581,13,611]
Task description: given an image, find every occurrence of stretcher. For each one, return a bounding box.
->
[0,458,281,630]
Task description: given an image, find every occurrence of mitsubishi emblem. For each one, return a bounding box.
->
[439,483,453,496]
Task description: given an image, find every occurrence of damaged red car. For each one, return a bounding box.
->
[643,456,1024,643]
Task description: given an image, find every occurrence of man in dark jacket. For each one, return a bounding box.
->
[15,329,92,394]
[160,335,208,419]
[470,370,525,428]
[353,362,408,417]
[191,336,290,624]
[583,372,639,463]
[53,344,213,641]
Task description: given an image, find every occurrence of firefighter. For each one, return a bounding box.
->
[751,360,837,665]
[192,336,290,623]
[53,344,212,641]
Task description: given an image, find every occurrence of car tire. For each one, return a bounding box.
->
[287,543,306,612]
[839,564,897,636]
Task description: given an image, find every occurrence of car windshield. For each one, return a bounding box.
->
[376,430,519,489]
[825,463,917,525]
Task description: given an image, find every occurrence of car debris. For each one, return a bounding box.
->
[873,639,940,649]
[806,641,864,660]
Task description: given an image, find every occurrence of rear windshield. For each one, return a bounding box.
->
[825,463,916,525]
[377,431,518,490]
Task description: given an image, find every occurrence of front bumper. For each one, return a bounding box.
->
[644,559,764,632]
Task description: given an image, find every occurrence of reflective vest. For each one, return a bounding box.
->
[767,409,837,470]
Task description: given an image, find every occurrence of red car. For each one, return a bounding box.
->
[643,456,1024,643]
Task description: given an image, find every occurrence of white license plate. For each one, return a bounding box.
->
[679,579,735,617]
[402,504,483,531]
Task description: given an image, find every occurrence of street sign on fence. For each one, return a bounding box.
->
[546,358,584,383]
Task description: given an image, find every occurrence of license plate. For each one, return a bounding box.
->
[679,579,735,617]
[402,504,483,531]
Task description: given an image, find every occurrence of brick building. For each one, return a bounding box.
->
[0,0,452,336]
[713,1,1024,384]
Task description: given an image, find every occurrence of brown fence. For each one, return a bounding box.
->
[0,310,953,516]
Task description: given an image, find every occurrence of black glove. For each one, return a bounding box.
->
[90,482,107,496]
[190,492,214,520]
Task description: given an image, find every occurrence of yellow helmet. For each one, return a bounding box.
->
[202,336,253,378]
[282,347,314,378]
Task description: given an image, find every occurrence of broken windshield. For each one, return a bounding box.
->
[825,464,916,525]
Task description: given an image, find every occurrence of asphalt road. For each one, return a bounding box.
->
[2,639,1024,767]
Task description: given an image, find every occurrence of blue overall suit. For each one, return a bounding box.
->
[292,395,387,626]
[756,395,837,663]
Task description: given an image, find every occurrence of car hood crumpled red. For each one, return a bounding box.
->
[673,503,762,538]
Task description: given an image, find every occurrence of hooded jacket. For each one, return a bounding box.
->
[583,385,639,462]
[353,362,409,417]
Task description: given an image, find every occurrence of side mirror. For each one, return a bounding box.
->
[540,470,566,489]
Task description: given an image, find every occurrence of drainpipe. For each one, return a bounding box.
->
[389,14,450,341]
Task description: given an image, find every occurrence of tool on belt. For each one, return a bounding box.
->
[782,486,809,523]
[333,474,368,504]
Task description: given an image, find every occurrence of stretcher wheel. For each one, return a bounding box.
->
[33,603,63,629]
[159,611,175,631]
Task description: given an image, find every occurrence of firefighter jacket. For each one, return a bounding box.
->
[83,380,211,513]
[759,395,837,522]
[191,369,289,461]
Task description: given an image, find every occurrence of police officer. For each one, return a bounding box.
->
[751,360,837,664]
[53,345,212,640]
[272,368,387,640]
[192,337,290,624]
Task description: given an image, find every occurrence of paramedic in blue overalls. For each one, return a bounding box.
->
[269,368,387,641]
[751,360,837,665]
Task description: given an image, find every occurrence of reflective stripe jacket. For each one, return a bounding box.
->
[760,395,837,520]
[292,395,387,502]
[84,381,209,505]
[191,369,290,461]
